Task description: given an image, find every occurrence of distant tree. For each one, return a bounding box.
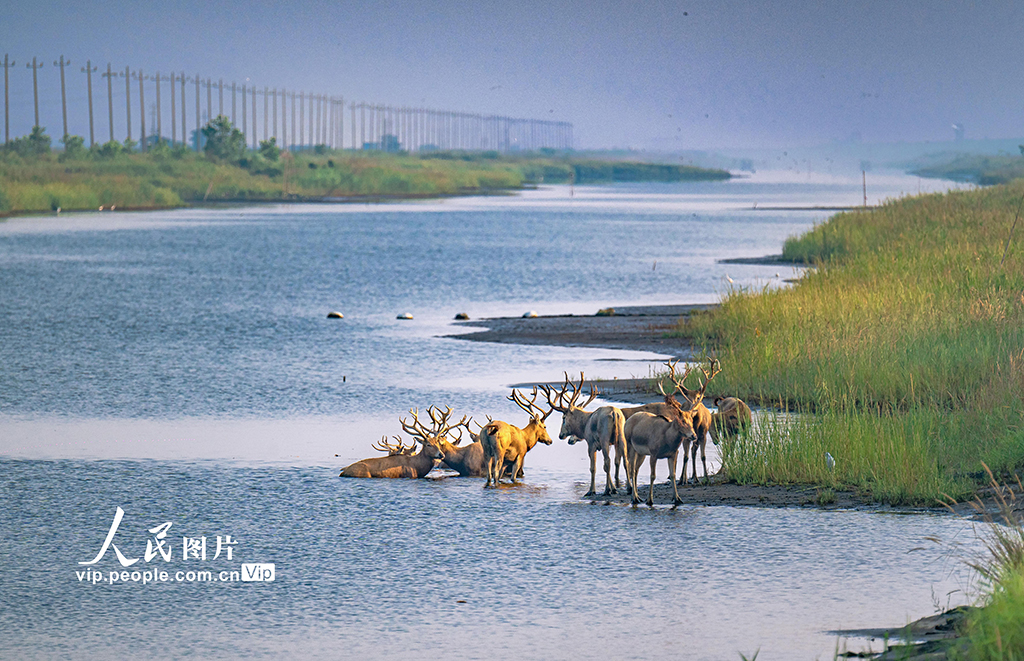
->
[202,115,246,161]
[59,134,86,160]
[259,137,281,161]
[1019,144,1024,157]
[4,125,51,157]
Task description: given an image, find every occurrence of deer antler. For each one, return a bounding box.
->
[449,419,473,446]
[400,405,470,443]
[371,435,416,455]
[539,372,598,413]
[689,358,721,408]
[509,386,554,421]
[657,360,694,398]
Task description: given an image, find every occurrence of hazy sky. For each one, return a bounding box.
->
[2,0,1022,149]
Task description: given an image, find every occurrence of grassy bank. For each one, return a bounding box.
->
[913,153,1024,186]
[669,182,1024,505]
[0,124,730,216]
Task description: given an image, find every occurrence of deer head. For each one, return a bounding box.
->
[508,386,554,444]
[539,372,599,440]
[658,359,720,411]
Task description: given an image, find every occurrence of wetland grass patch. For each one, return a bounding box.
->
[673,183,1024,504]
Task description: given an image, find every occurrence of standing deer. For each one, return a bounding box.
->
[541,372,627,496]
[479,387,554,487]
[658,359,720,485]
[709,396,752,444]
[623,395,698,506]
[338,407,464,478]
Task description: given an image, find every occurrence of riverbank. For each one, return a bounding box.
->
[447,304,714,358]
[0,129,731,216]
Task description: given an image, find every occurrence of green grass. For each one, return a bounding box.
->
[957,471,1024,659]
[670,182,1024,504]
[913,153,1024,186]
[0,129,730,216]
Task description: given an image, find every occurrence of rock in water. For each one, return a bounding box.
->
[327,311,344,319]
[522,311,538,318]
[397,312,414,320]
[454,312,470,320]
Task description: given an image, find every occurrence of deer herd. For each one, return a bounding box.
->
[339,359,752,506]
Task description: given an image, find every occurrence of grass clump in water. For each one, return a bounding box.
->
[671,182,1024,504]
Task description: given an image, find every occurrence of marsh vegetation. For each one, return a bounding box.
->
[0,121,729,216]
[671,182,1024,506]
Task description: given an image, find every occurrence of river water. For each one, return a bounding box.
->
[0,172,982,659]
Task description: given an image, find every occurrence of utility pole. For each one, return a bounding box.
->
[102,64,115,142]
[194,74,201,149]
[280,88,286,149]
[251,86,257,149]
[136,68,146,151]
[218,78,223,117]
[263,86,268,141]
[169,72,176,144]
[299,92,304,147]
[26,57,43,128]
[2,54,14,145]
[241,84,246,142]
[53,55,70,139]
[80,60,97,146]
[206,78,211,122]
[122,66,132,142]
[350,102,356,151]
[154,72,167,144]
[290,91,296,151]
[231,82,236,124]
[272,88,277,143]
[180,73,186,148]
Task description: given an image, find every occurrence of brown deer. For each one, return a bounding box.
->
[623,395,698,506]
[479,387,554,487]
[659,359,720,485]
[710,396,752,444]
[540,372,628,496]
[434,414,488,477]
[338,407,463,478]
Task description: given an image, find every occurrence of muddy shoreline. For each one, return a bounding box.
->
[446,303,712,359]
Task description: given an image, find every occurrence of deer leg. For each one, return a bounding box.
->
[586,445,597,496]
[691,442,699,484]
[487,455,499,488]
[602,444,615,496]
[700,439,709,485]
[510,455,524,485]
[629,450,642,505]
[668,452,682,506]
[677,442,690,487]
[647,456,657,507]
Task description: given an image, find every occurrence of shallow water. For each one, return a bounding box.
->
[0,173,981,659]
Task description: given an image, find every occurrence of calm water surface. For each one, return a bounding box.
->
[0,174,979,659]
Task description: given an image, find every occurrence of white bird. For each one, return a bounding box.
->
[825,452,836,471]
[725,274,734,285]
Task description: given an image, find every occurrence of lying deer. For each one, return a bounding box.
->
[479,387,553,487]
[435,414,488,477]
[709,396,752,444]
[540,372,627,496]
[623,395,698,506]
[338,407,465,478]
